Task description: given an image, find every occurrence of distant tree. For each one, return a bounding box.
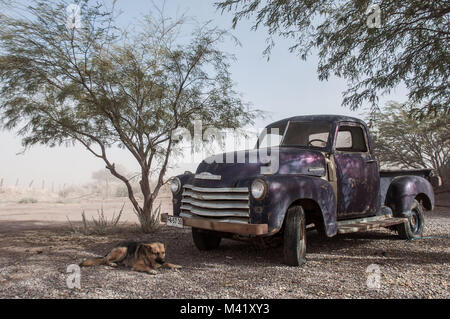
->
[368,102,450,185]
[92,168,118,186]
[92,165,128,198]
[0,0,256,232]
[217,0,450,117]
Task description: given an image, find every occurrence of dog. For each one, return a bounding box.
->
[79,241,181,275]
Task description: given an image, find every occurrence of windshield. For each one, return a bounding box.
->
[257,121,331,149]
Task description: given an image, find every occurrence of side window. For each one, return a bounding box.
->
[336,125,368,152]
[335,131,352,149]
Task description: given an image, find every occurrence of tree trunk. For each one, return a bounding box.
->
[134,164,161,233]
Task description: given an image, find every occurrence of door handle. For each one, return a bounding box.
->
[365,159,377,164]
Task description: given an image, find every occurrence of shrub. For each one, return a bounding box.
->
[134,204,162,233]
[18,198,38,204]
[67,204,124,235]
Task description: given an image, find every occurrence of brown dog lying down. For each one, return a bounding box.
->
[80,241,181,275]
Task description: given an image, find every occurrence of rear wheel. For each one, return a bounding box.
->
[192,228,222,250]
[397,200,425,239]
[283,205,307,266]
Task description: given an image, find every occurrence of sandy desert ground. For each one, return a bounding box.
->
[0,187,448,299]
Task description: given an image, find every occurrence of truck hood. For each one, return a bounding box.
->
[194,147,327,187]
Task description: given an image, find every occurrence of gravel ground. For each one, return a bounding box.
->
[0,205,448,299]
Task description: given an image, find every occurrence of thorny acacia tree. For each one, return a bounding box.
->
[0,1,255,231]
[368,102,450,185]
[217,0,450,117]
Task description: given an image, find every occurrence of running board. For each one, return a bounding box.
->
[337,215,408,234]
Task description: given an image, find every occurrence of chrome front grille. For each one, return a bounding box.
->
[180,184,250,224]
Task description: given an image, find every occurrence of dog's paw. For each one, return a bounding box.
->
[147,270,158,275]
[107,262,118,268]
[164,263,182,270]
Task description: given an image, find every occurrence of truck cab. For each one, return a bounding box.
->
[168,115,435,266]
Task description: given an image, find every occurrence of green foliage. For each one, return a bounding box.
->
[217,0,450,116]
[368,102,450,184]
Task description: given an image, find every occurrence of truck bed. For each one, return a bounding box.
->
[379,168,433,207]
[380,168,433,179]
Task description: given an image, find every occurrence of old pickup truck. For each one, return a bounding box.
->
[167,115,437,266]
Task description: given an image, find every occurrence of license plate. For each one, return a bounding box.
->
[167,216,183,228]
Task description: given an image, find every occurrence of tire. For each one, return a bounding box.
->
[192,228,222,251]
[283,205,307,266]
[397,200,425,240]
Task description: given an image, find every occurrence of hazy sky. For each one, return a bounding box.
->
[0,0,409,187]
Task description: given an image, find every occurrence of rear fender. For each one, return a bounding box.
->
[385,175,435,215]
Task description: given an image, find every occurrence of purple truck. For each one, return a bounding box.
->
[167,115,437,266]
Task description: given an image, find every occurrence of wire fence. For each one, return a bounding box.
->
[0,177,172,201]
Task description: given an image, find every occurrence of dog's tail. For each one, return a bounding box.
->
[79,257,105,267]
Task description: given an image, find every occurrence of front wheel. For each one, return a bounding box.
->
[283,205,307,266]
[192,228,222,250]
[397,200,425,240]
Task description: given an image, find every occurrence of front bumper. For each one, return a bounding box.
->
[162,214,269,235]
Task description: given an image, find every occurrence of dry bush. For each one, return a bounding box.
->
[134,204,162,233]
[67,204,124,235]
[18,198,38,204]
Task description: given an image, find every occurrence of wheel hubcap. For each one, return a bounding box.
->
[409,210,420,233]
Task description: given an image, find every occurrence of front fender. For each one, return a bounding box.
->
[385,175,435,215]
[250,175,337,237]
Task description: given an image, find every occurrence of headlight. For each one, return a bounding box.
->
[170,177,181,194]
[251,179,267,200]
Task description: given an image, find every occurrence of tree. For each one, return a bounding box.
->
[0,0,256,232]
[91,165,129,198]
[217,0,450,117]
[368,102,450,185]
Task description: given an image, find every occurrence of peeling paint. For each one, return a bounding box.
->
[172,115,435,238]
